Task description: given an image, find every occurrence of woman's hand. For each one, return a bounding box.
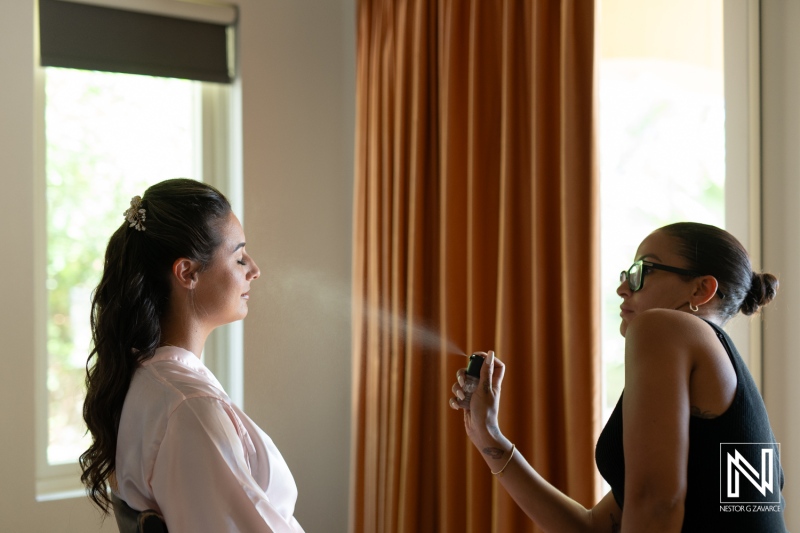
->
[449,350,507,449]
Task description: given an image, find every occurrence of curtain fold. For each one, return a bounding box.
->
[351,1,599,531]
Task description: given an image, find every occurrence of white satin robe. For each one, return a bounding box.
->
[114,346,304,532]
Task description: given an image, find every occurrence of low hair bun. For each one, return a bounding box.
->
[740,272,779,316]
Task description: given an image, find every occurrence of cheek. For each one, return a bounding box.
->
[631,286,681,313]
[219,273,237,297]
[224,270,245,296]
[200,271,239,306]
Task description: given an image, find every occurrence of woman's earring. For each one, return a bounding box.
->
[689,302,699,312]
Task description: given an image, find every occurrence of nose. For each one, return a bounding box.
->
[616,274,630,298]
[249,256,261,281]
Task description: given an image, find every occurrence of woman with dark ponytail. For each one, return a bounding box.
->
[80,179,303,531]
[450,222,788,532]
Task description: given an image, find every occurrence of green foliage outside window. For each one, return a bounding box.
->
[599,59,725,416]
[45,68,197,464]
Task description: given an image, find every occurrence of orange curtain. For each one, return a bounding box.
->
[350,1,600,532]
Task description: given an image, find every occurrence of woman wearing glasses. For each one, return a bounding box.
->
[450,222,787,532]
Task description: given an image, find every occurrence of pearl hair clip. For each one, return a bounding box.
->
[123,195,147,231]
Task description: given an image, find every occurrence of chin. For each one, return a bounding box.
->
[619,321,628,338]
[221,310,248,326]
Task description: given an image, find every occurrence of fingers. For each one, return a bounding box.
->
[449,350,502,412]
[451,381,465,401]
[450,377,467,410]
[481,350,493,391]
[490,350,505,389]
[449,395,470,410]
[476,350,505,395]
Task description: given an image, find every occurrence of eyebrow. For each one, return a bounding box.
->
[233,242,246,253]
[636,253,661,262]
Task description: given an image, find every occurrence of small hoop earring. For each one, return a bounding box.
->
[689,302,699,312]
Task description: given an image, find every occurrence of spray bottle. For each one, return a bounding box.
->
[462,353,485,406]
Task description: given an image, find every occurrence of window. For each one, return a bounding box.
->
[37,67,240,498]
[598,0,726,419]
[44,68,198,465]
[36,0,241,499]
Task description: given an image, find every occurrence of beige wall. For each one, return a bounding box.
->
[0,2,95,531]
[0,0,354,531]
[762,1,800,529]
[238,1,355,531]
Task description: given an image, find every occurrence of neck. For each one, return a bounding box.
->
[159,306,210,359]
[691,308,725,328]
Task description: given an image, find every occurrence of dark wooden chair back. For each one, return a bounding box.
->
[111,492,168,533]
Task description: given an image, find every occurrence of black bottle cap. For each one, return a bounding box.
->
[466,353,484,378]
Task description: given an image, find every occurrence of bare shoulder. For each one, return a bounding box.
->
[624,309,721,375]
[626,308,715,347]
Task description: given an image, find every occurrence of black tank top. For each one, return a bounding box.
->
[595,318,787,532]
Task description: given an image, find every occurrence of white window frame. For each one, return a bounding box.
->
[722,0,763,388]
[33,66,243,502]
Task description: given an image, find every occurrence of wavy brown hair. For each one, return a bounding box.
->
[80,178,231,513]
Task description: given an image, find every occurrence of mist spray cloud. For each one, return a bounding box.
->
[267,265,465,356]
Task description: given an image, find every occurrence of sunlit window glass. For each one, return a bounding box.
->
[598,0,725,420]
[45,68,198,464]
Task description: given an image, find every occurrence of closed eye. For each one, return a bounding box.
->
[237,259,246,265]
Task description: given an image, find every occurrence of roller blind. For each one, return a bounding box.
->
[39,0,236,83]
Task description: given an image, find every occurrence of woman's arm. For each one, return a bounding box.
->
[151,397,304,532]
[450,352,622,533]
[620,310,694,532]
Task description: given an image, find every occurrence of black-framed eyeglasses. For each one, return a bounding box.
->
[619,260,701,293]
